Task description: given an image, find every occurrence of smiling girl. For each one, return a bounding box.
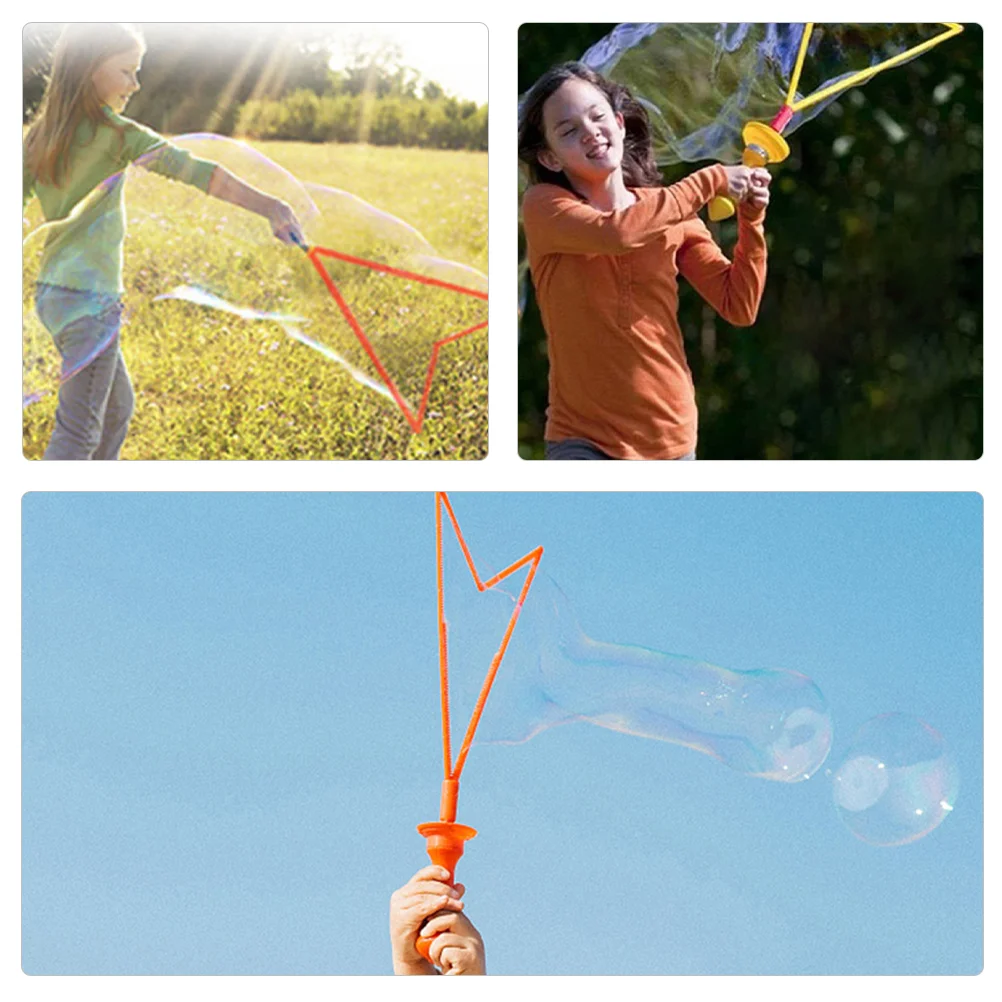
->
[519,62,771,460]
[23,23,306,460]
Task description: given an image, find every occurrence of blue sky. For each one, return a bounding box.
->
[22,492,982,975]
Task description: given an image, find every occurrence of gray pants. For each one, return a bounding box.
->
[35,285,134,461]
[545,438,696,461]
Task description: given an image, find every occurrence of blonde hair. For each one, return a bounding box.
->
[24,23,145,187]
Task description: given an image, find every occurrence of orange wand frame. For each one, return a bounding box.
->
[414,492,544,966]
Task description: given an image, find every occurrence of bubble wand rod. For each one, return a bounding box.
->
[414,492,544,967]
[708,21,964,221]
[288,232,488,434]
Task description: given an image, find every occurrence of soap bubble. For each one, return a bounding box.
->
[461,573,832,782]
[581,23,958,166]
[832,713,958,846]
[23,134,487,432]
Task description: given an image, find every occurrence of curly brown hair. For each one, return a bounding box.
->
[518,61,662,192]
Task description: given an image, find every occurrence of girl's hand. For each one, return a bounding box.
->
[269,199,306,247]
[722,165,754,202]
[742,167,771,213]
[389,865,466,975]
[421,910,486,976]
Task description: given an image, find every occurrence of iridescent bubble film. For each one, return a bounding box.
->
[832,713,959,846]
[453,571,832,783]
[23,134,487,426]
[581,23,953,166]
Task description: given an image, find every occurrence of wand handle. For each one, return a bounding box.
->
[708,113,792,222]
[414,820,477,966]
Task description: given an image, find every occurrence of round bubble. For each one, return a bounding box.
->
[832,713,959,846]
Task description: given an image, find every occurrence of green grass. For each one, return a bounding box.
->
[22,141,488,460]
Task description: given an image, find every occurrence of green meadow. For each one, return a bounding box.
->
[22,141,488,460]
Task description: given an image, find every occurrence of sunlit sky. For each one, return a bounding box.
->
[22,493,982,975]
[325,23,488,104]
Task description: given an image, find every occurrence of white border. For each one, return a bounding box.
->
[7,4,995,999]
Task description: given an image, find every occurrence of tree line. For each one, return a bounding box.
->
[22,23,486,150]
[236,91,486,149]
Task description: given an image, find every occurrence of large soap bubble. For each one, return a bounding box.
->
[23,134,487,434]
[439,529,960,838]
[581,23,961,167]
[454,571,832,782]
[832,712,959,846]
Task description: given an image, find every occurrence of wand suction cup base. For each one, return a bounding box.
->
[417,821,478,877]
[741,121,790,166]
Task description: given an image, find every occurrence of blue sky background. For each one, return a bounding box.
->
[22,492,983,975]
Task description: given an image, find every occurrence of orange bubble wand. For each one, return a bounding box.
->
[414,492,544,966]
[290,233,488,434]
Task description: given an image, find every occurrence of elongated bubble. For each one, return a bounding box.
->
[23,134,487,429]
[460,573,832,782]
[154,285,394,401]
[581,23,956,166]
[832,713,959,846]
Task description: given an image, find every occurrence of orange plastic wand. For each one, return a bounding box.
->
[291,231,487,435]
[414,492,543,966]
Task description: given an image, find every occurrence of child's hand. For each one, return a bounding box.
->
[269,199,306,247]
[420,909,486,975]
[389,865,466,975]
[722,165,755,203]
[742,167,772,213]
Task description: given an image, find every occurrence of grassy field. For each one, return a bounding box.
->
[22,141,488,460]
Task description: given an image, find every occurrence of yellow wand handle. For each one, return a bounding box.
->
[707,119,792,221]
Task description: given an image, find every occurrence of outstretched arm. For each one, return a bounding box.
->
[523,165,732,257]
[206,166,305,246]
[677,170,770,327]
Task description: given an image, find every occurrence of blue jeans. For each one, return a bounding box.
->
[545,438,696,461]
[35,285,134,461]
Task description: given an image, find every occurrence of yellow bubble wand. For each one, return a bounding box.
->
[708,22,964,221]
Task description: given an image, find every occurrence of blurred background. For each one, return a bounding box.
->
[517,23,982,459]
[23,22,487,150]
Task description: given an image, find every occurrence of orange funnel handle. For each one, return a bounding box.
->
[414,820,478,965]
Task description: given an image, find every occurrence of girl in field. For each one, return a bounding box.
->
[519,62,771,460]
[22,23,306,460]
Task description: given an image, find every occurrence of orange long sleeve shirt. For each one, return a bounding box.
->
[522,164,768,459]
